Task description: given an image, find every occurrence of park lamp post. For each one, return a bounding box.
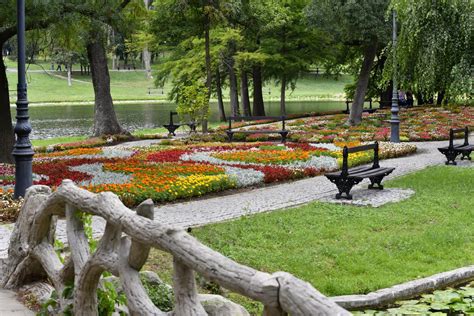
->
[390,9,400,143]
[13,0,34,198]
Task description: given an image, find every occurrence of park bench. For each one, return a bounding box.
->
[163,111,197,136]
[438,127,473,165]
[325,142,395,200]
[226,116,289,143]
[343,99,377,114]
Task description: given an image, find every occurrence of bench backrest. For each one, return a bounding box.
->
[449,127,469,148]
[341,142,379,176]
[228,116,287,130]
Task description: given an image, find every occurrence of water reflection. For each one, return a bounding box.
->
[11,101,346,139]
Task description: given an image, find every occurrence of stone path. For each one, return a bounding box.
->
[0,290,34,315]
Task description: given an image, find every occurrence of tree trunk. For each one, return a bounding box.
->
[216,70,226,122]
[86,37,129,136]
[0,51,15,163]
[202,12,212,134]
[142,0,152,79]
[379,80,393,108]
[436,90,445,105]
[240,70,251,116]
[143,48,152,79]
[348,43,378,126]
[67,63,72,87]
[415,92,424,106]
[227,58,240,117]
[252,65,265,116]
[280,75,287,116]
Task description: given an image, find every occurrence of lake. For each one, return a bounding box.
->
[11,101,347,139]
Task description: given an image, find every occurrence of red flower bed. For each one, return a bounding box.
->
[147,149,190,162]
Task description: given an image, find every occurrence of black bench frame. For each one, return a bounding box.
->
[163,111,197,136]
[325,142,395,200]
[438,127,473,165]
[343,99,377,114]
[226,116,289,143]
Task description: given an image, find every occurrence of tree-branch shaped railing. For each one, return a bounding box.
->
[0,180,350,315]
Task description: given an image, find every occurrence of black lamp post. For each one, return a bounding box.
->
[13,0,34,198]
[390,9,400,143]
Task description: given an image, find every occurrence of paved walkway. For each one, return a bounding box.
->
[0,290,34,315]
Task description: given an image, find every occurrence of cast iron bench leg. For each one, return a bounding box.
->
[226,131,234,142]
[460,151,472,161]
[368,176,385,190]
[443,149,459,165]
[332,178,361,200]
[281,131,289,143]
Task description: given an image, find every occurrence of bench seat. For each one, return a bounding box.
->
[227,116,288,142]
[324,142,395,199]
[227,129,286,134]
[349,167,395,179]
[437,127,472,164]
[326,167,394,180]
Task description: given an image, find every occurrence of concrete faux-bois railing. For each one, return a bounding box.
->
[0,180,350,315]
[3,180,474,315]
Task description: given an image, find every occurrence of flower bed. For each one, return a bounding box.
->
[0,188,23,222]
[0,141,416,208]
[212,106,474,143]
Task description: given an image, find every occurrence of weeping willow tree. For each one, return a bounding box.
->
[390,0,473,105]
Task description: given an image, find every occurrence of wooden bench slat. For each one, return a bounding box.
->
[349,167,395,179]
[227,116,288,143]
[346,144,377,154]
[325,166,374,178]
[228,130,286,134]
[228,116,286,121]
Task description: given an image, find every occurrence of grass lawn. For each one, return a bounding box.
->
[5,59,352,103]
[145,166,474,313]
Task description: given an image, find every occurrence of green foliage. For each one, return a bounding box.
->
[141,278,174,312]
[176,81,210,124]
[355,284,474,315]
[79,212,97,252]
[97,279,127,316]
[390,0,473,102]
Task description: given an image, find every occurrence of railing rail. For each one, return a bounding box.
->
[1,180,349,315]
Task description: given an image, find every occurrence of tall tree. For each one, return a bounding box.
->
[263,0,324,115]
[0,0,57,163]
[308,0,391,125]
[391,0,473,104]
[87,29,129,136]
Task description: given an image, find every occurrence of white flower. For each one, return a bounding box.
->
[224,166,265,187]
[69,163,132,186]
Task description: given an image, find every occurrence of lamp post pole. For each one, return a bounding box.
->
[13,0,34,198]
[390,9,400,143]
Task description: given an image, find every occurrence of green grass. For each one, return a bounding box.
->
[144,166,474,313]
[5,59,352,103]
[31,136,88,147]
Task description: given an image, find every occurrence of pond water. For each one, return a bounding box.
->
[11,101,347,140]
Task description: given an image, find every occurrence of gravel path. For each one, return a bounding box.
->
[0,137,472,260]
